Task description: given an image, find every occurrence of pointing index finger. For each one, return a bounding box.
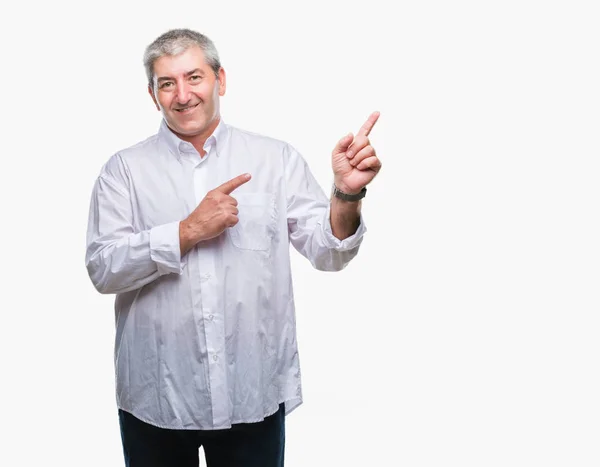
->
[215,173,251,195]
[357,111,380,137]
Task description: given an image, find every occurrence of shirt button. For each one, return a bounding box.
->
[208,314,214,321]
[201,273,211,282]
[213,354,218,361]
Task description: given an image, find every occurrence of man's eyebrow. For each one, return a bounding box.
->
[185,68,204,76]
[157,69,205,83]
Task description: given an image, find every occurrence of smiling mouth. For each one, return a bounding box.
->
[175,103,200,113]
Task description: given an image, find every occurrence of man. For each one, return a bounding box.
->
[85,28,381,467]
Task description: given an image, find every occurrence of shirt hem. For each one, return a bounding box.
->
[117,396,302,431]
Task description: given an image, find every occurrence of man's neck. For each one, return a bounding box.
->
[173,117,221,157]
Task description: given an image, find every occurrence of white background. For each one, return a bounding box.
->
[1,0,599,465]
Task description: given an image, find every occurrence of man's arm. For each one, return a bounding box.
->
[85,170,183,295]
[284,112,381,271]
[285,146,366,272]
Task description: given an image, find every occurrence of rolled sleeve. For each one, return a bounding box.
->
[319,204,367,251]
[150,221,184,275]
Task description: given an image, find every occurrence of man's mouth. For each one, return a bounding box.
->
[175,103,200,113]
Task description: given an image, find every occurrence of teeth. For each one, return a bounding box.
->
[177,104,197,112]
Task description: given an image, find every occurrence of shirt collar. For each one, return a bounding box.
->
[159,118,228,160]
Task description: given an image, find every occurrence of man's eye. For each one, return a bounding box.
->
[160,82,173,89]
[190,75,202,81]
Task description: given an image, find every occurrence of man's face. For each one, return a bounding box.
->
[149,46,226,138]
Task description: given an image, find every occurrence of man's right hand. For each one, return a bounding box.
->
[179,173,251,256]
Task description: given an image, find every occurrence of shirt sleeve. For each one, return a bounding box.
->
[85,156,184,294]
[285,145,367,271]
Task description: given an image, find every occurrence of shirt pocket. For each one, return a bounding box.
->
[229,193,276,251]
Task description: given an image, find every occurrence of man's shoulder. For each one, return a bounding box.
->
[116,132,162,160]
[96,132,162,181]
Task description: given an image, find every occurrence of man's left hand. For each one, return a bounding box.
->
[331,111,382,195]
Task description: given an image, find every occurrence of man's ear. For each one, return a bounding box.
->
[148,85,160,111]
[218,68,226,96]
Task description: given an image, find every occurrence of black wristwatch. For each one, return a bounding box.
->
[332,184,367,201]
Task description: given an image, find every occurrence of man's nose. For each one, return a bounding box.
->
[175,82,192,105]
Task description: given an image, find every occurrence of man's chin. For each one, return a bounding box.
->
[169,119,205,137]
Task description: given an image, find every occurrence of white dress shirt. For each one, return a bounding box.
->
[85,118,366,429]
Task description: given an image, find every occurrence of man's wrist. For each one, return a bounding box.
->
[179,220,200,256]
[332,184,367,201]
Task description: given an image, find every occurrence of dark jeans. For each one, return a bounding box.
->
[118,404,285,467]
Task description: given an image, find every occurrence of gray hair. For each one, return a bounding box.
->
[143,29,221,87]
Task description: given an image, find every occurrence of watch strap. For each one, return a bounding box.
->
[332,185,367,201]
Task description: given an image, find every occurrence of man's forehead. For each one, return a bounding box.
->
[154,46,210,75]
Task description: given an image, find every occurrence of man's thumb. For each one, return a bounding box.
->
[333,132,354,155]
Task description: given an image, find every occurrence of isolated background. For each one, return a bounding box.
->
[1,0,599,465]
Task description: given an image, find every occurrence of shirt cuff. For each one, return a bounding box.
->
[320,204,367,251]
[150,221,184,275]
